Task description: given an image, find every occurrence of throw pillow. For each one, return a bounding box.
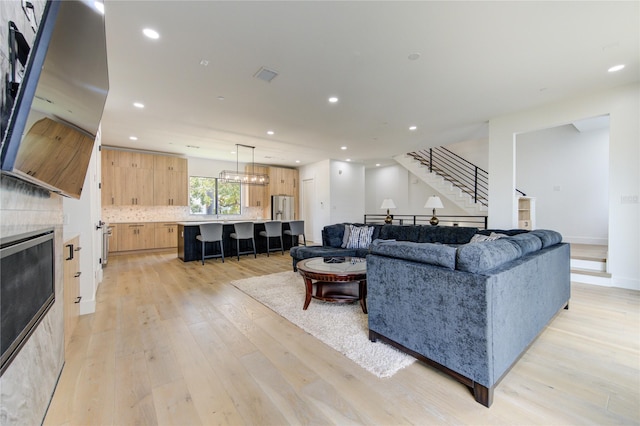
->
[346,225,375,249]
[470,232,506,243]
[341,225,351,248]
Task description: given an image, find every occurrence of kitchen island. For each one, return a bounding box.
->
[177,221,296,262]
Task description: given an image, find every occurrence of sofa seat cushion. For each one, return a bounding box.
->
[418,226,478,244]
[456,239,523,273]
[290,245,359,260]
[369,239,457,269]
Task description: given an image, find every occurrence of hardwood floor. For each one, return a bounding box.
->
[44,250,640,425]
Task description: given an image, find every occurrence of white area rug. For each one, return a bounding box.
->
[230,271,415,378]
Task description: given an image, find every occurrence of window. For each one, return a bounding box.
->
[189,176,241,215]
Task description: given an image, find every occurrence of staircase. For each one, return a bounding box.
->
[570,244,612,285]
[394,148,489,216]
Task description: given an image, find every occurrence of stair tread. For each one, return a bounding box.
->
[571,267,611,278]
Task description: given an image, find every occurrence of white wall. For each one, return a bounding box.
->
[299,159,331,242]
[330,160,365,223]
[365,164,469,216]
[63,131,104,314]
[489,83,639,290]
[516,123,609,244]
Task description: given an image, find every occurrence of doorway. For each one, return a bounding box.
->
[302,179,315,243]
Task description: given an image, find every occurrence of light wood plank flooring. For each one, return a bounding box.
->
[45,250,640,425]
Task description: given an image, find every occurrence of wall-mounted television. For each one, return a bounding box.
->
[1,0,109,199]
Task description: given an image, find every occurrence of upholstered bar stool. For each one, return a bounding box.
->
[230,222,256,261]
[284,220,306,246]
[259,221,284,256]
[195,223,224,265]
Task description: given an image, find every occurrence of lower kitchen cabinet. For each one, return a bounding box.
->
[63,236,81,349]
[155,222,178,248]
[117,223,155,251]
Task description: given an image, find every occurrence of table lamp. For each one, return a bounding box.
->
[424,196,444,226]
[380,199,396,224]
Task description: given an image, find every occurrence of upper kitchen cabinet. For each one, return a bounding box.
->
[269,166,298,196]
[154,156,188,206]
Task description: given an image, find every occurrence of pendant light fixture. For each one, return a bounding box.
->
[219,144,270,186]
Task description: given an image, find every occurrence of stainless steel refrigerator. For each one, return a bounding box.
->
[271,195,295,220]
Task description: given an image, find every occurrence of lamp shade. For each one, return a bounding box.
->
[380,199,396,209]
[424,196,444,209]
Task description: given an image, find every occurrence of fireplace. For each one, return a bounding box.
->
[0,228,55,376]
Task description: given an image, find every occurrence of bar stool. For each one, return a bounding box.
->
[230,222,256,261]
[259,221,284,256]
[284,220,306,246]
[195,223,224,265]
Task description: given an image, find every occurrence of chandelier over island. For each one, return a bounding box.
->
[219,144,270,186]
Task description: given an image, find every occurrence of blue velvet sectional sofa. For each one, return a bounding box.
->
[290,224,571,407]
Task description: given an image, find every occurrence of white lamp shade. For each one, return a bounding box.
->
[380,199,397,209]
[424,196,444,209]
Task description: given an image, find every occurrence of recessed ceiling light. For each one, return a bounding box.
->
[94,1,104,14]
[129,136,138,141]
[409,125,417,131]
[217,96,225,101]
[408,52,421,61]
[295,160,300,163]
[608,64,625,73]
[346,159,351,162]
[200,59,209,66]
[267,130,275,135]
[143,28,160,39]
[328,96,339,103]
[133,102,144,108]
[341,146,347,150]
[376,163,381,167]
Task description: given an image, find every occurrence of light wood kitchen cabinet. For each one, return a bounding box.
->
[154,156,188,206]
[269,166,298,196]
[102,149,154,206]
[108,224,119,252]
[116,150,155,169]
[154,222,178,248]
[117,223,155,251]
[63,236,81,349]
[267,166,299,219]
[246,164,269,217]
[101,149,118,206]
[114,166,154,205]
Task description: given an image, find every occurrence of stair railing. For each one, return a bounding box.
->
[408,147,489,206]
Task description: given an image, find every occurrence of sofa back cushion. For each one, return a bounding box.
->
[322,224,346,247]
[456,239,523,273]
[530,229,563,248]
[369,240,457,269]
[506,233,542,255]
[418,226,478,244]
[378,225,421,241]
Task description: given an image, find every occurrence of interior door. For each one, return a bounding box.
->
[302,178,314,243]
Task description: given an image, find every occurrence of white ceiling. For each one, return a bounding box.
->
[100,1,639,168]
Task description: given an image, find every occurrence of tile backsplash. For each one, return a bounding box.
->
[103,205,265,223]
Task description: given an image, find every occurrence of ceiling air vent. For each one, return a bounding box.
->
[254,66,279,83]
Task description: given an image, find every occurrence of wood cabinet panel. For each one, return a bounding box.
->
[63,236,81,349]
[267,166,299,219]
[118,223,154,251]
[109,224,119,252]
[155,223,178,248]
[15,117,94,197]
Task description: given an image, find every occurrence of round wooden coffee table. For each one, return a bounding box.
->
[296,257,367,313]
